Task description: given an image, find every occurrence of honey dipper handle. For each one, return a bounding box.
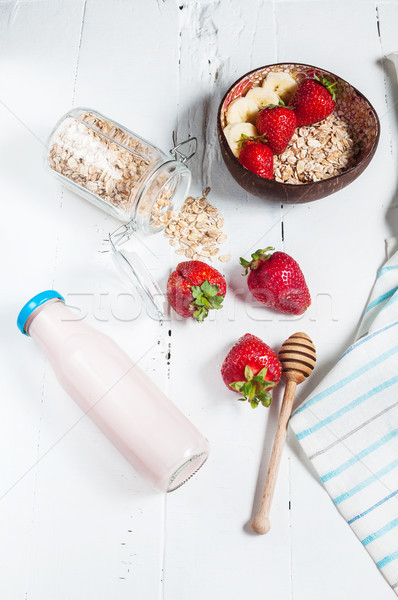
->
[251,380,297,535]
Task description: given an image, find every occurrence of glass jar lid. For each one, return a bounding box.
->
[108,223,166,321]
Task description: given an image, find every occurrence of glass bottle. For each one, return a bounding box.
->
[18,291,209,492]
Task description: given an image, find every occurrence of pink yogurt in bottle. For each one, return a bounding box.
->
[17,291,209,492]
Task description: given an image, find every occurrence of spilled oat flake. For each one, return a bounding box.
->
[154,188,230,262]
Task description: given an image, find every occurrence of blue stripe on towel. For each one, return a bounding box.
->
[379,290,398,314]
[348,490,398,525]
[362,517,398,547]
[339,321,398,361]
[294,345,398,416]
[321,430,398,483]
[377,550,398,569]
[296,376,398,441]
[334,458,398,505]
[377,265,398,279]
[365,288,398,313]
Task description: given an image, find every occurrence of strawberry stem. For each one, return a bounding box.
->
[261,99,293,111]
[240,247,274,275]
[313,73,337,101]
[237,133,268,148]
[229,365,276,408]
[190,280,224,322]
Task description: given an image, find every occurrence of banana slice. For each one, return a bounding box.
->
[223,123,258,157]
[245,86,279,110]
[262,72,298,104]
[225,97,259,125]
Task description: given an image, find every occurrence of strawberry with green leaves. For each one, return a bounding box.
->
[256,101,297,155]
[240,247,311,315]
[221,333,282,408]
[238,141,274,179]
[289,73,336,126]
[167,260,226,322]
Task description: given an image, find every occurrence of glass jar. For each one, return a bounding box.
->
[45,108,197,318]
[46,108,194,232]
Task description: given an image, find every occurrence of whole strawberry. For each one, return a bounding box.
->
[240,247,311,315]
[238,141,274,179]
[221,333,282,408]
[289,74,336,126]
[167,260,226,322]
[256,103,297,155]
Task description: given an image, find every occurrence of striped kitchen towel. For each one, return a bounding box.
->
[290,246,398,594]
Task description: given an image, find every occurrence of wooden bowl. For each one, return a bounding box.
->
[217,63,380,203]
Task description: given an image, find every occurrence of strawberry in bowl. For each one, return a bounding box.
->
[256,101,297,155]
[238,141,274,179]
[289,73,336,126]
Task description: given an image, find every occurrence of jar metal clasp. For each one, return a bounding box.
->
[169,133,197,164]
[108,222,137,249]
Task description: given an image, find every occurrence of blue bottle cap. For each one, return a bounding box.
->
[17,290,65,335]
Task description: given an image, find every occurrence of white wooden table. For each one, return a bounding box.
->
[1,0,398,598]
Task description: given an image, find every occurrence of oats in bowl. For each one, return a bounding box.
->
[274,114,361,184]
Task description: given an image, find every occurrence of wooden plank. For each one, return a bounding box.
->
[1,1,179,599]
[27,0,180,596]
[277,0,397,598]
[0,2,86,599]
[163,2,293,599]
[377,1,398,212]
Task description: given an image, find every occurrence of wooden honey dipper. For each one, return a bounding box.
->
[251,332,316,535]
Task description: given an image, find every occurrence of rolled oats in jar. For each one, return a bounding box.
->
[46,108,193,233]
